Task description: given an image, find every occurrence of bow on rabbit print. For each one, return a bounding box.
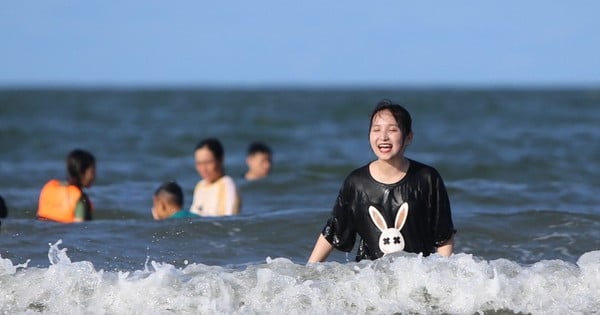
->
[368,202,408,255]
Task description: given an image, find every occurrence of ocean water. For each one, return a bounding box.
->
[0,88,599,314]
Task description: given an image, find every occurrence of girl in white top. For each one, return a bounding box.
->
[190,138,241,216]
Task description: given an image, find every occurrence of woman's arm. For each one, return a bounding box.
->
[436,235,454,256]
[73,198,86,222]
[308,234,334,263]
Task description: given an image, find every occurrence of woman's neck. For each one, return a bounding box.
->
[370,157,410,184]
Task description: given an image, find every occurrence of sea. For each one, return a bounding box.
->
[0,87,599,314]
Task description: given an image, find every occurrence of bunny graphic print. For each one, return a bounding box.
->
[369,203,408,255]
[321,159,455,261]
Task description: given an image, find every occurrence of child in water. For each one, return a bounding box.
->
[152,181,199,220]
[244,141,273,181]
[37,149,96,223]
[308,100,456,262]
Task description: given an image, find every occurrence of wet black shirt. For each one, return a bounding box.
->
[321,159,455,261]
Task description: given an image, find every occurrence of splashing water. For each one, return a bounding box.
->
[1,241,599,314]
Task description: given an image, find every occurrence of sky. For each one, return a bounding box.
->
[1,1,599,88]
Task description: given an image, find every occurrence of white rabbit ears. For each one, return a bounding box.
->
[368,202,409,232]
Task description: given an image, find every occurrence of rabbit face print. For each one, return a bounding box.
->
[368,202,408,255]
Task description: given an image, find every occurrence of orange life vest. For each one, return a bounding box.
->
[37,179,82,223]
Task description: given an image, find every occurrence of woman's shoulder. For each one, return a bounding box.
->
[217,175,240,191]
[408,159,443,179]
[220,175,237,184]
[342,164,373,189]
[346,163,370,179]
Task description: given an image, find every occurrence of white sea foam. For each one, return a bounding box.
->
[1,241,599,314]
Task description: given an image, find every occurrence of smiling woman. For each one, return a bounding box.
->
[308,99,456,263]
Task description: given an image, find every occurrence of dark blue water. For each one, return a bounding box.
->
[1,88,599,314]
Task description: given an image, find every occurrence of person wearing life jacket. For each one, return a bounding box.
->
[37,149,96,223]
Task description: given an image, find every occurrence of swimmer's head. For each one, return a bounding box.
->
[245,142,272,181]
[66,149,96,188]
[194,138,225,183]
[152,181,183,220]
[369,99,412,139]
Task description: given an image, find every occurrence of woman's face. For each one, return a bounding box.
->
[369,109,411,162]
[194,146,223,183]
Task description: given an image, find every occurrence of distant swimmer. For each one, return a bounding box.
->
[308,100,456,263]
[244,141,273,181]
[190,138,241,216]
[152,181,199,220]
[0,195,7,230]
[0,195,7,219]
[37,149,96,223]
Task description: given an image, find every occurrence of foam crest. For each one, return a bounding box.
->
[0,255,29,276]
[1,242,599,314]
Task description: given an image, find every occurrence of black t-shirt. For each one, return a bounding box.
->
[321,159,455,261]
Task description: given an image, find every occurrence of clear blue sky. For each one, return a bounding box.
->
[1,1,599,87]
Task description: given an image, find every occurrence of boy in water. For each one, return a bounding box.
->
[244,141,273,181]
[152,181,199,220]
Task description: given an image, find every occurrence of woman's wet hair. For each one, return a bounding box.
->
[369,99,412,137]
[195,138,224,162]
[66,149,96,187]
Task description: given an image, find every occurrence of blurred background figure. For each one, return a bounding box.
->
[190,138,241,216]
[0,195,7,230]
[0,195,7,219]
[36,149,96,223]
[244,141,272,181]
[152,181,199,220]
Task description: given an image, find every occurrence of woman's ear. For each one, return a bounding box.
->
[405,132,414,146]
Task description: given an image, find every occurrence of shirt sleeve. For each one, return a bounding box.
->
[189,182,202,214]
[429,170,456,247]
[221,177,240,215]
[321,183,357,252]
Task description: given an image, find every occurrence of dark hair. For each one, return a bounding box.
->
[369,99,412,137]
[247,141,272,156]
[66,149,96,187]
[154,181,184,207]
[195,138,224,162]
